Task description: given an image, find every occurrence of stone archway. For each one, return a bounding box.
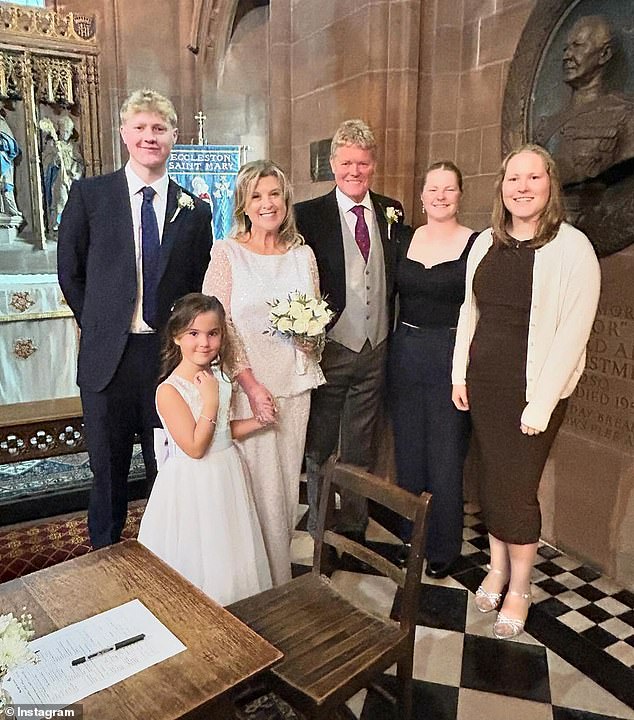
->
[188,0,270,158]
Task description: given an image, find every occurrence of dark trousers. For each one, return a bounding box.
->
[80,334,160,548]
[305,338,387,535]
[388,324,470,563]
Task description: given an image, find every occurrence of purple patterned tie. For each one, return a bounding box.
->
[351,205,370,263]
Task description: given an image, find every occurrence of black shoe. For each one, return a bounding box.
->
[425,558,458,579]
[395,543,411,568]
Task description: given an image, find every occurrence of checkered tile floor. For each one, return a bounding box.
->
[290,502,634,719]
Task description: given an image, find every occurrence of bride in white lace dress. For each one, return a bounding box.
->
[203,161,325,586]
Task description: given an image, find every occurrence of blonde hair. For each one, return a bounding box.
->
[119,89,177,128]
[491,144,565,249]
[231,160,304,248]
[330,119,376,159]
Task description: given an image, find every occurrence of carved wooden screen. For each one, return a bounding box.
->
[0,3,100,251]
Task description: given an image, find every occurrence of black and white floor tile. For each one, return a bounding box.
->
[290,502,634,720]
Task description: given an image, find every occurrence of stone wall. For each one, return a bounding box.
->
[276,0,422,212]
[270,0,634,588]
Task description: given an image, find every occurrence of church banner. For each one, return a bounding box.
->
[168,145,244,241]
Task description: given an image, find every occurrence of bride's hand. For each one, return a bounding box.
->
[246,382,277,424]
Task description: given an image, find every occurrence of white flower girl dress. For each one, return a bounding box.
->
[138,365,272,605]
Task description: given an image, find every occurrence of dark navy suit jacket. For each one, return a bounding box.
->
[58,168,212,392]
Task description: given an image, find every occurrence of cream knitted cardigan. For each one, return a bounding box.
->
[452,223,601,432]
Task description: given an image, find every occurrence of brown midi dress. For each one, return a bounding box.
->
[466,242,568,544]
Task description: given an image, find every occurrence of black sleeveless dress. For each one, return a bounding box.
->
[466,242,568,544]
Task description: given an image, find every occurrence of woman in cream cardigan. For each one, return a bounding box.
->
[452,145,600,639]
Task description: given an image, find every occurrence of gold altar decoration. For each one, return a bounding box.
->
[0,4,101,250]
[0,52,22,99]
[32,56,75,105]
[9,291,35,313]
[13,338,37,360]
[0,4,99,463]
[0,4,95,44]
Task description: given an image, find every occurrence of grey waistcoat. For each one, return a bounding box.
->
[328,206,389,352]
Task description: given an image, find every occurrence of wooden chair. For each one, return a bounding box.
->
[227,457,432,719]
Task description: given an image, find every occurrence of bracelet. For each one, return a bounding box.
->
[200,414,216,425]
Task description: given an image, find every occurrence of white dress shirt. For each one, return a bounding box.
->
[125,163,169,333]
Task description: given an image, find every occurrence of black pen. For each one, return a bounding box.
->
[71,633,146,666]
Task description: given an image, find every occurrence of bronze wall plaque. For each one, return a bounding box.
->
[503,0,634,458]
[310,138,334,183]
[503,0,634,258]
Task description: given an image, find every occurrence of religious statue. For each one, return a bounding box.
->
[40,115,84,234]
[534,15,634,256]
[0,109,22,220]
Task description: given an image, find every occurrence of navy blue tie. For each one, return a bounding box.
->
[141,186,160,328]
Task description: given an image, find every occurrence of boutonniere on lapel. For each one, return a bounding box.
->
[384,206,402,239]
[170,191,195,223]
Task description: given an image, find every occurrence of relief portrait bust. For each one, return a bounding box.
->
[535,15,634,187]
[504,3,634,258]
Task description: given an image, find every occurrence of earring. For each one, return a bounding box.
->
[421,202,426,214]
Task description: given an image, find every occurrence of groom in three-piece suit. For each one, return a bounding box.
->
[295,119,404,539]
[58,89,212,549]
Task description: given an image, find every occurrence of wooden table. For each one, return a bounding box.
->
[0,540,282,718]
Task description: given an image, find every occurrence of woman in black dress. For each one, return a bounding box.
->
[452,146,600,639]
[389,161,477,578]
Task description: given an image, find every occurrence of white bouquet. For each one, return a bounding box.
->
[0,610,37,681]
[266,291,333,367]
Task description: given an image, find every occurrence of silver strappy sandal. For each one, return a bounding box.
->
[493,590,532,639]
[474,564,508,613]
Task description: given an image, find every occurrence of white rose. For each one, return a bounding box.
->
[306,320,324,336]
[292,318,310,334]
[276,317,293,333]
[288,300,307,319]
[270,299,291,316]
[312,303,330,319]
[0,613,14,634]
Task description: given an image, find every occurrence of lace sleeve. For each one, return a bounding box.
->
[306,245,321,298]
[202,242,251,375]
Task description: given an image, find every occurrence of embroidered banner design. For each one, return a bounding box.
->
[168,145,244,241]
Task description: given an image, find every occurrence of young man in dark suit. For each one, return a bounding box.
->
[295,119,403,540]
[58,89,212,548]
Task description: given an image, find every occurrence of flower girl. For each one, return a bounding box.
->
[138,293,272,604]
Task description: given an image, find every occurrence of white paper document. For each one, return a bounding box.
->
[5,599,186,706]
